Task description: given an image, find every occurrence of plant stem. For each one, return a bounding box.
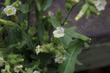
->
[61,3,78,26]
[61,0,83,26]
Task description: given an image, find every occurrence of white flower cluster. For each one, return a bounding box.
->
[35,45,42,55]
[3,5,17,16]
[14,65,23,73]
[53,27,65,38]
[93,0,107,11]
[54,54,66,63]
[33,70,40,73]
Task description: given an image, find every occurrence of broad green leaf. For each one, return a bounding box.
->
[59,40,82,73]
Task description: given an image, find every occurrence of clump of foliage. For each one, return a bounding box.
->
[0,0,107,73]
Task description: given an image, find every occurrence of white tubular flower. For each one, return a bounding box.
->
[54,54,66,64]
[35,45,42,55]
[93,0,107,11]
[3,5,17,16]
[14,65,23,73]
[53,27,65,38]
[33,70,40,73]
[0,57,5,67]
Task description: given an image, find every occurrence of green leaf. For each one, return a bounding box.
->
[48,10,62,28]
[60,34,72,47]
[8,40,27,49]
[60,27,90,46]
[19,3,29,14]
[37,23,45,43]
[86,9,91,18]
[89,5,100,15]
[65,27,90,41]
[5,27,22,48]
[7,54,24,64]
[35,0,42,12]
[5,64,11,73]
[4,0,11,6]
[0,19,16,26]
[43,0,53,11]
[20,20,28,31]
[48,16,61,28]
[28,26,37,36]
[59,40,82,73]
[12,0,21,7]
[25,68,33,73]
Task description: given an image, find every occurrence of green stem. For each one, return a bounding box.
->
[0,19,15,26]
[34,0,45,44]
[61,2,78,26]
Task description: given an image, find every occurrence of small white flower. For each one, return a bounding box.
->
[0,57,5,67]
[93,0,107,11]
[48,11,54,16]
[35,45,42,55]
[54,54,66,63]
[33,70,40,73]
[53,27,65,38]
[3,5,17,16]
[14,65,23,73]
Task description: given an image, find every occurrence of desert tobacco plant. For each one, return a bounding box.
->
[0,0,107,73]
